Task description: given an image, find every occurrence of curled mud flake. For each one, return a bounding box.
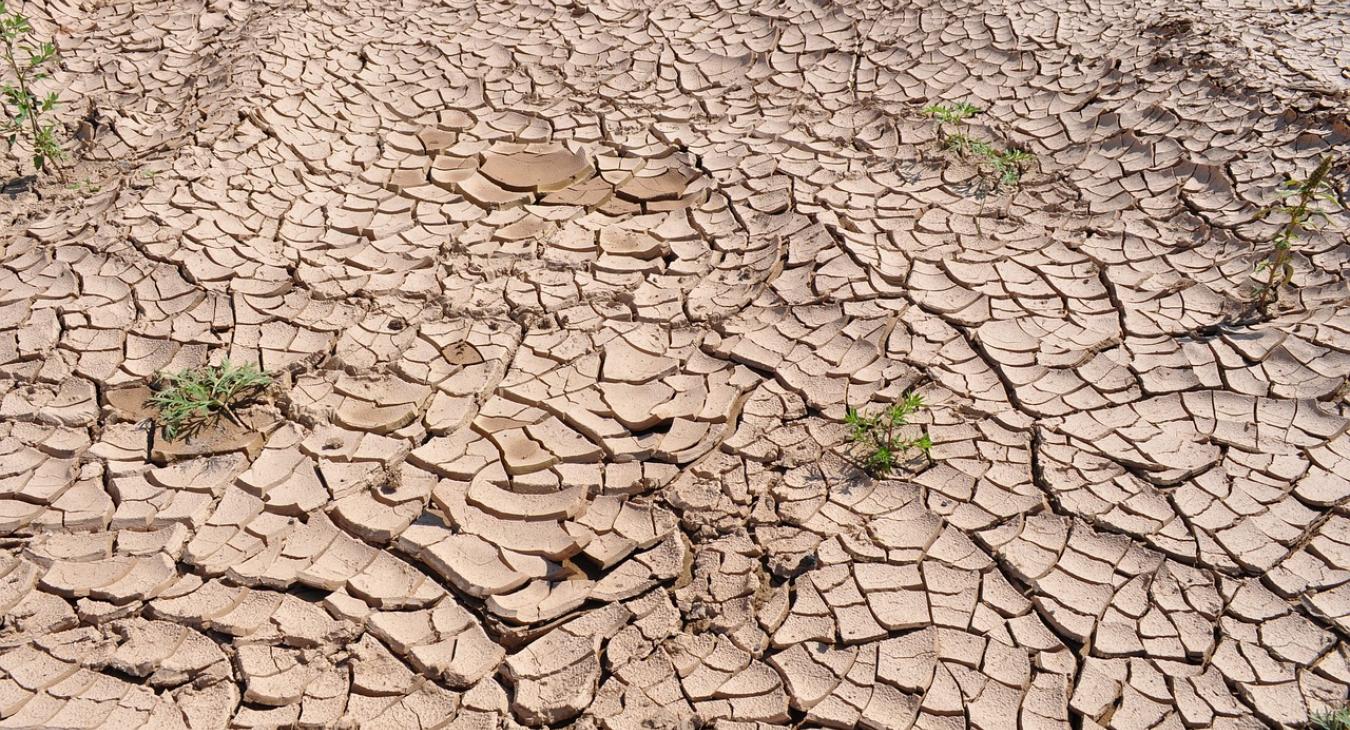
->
[3,0,1348,724]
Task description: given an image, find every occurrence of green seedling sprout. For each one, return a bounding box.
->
[1,1,63,178]
[1253,155,1339,316]
[922,101,980,146]
[923,102,1032,190]
[844,391,932,477]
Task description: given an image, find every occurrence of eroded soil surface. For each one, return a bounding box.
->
[1,0,1349,727]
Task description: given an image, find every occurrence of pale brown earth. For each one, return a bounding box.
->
[0,0,1349,726]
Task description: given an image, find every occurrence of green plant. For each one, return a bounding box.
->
[1253,155,1339,315]
[65,176,97,192]
[922,101,980,145]
[923,101,1033,191]
[985,147,1033,187]
[944,135,1033,188]
[1,1,63,177]
[1309,705,1350,730]
[148,359,272,440]
[942,132,971,157]
[844,391,932,477]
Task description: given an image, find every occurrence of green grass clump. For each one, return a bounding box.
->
[1,1,63,177]
[148,359,272,440]
[1310,706,1350,730]
[845,391,932,477]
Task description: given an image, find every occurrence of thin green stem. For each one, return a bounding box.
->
[1,12,63,179]
[3,42,38,171]
[1257,155,1334,314]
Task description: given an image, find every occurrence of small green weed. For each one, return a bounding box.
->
[923,102,1033,190]
[1,1,63,178]
[1309,705,1350,730]
[944,133,974,154]
[945,134,1033,188]
[986,147,1033,187]
[1253,154,1339,316]
[65,176,97,193]
[845,391,932,477]
[922,101,981,144]
[148,359,272,441]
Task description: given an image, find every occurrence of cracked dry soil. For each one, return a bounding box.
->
[1,0,1350,728]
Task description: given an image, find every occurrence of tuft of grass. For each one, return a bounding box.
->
[1253,154,1339,316]
[1,1,63,178]
[845,391,932,477]
[1309,706,1350,730]
[148,359,272,441]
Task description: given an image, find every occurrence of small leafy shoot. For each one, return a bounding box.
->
[1,1,64,178]
[943,134,1033,189]
[943,132,975,155]
[1253,155,1340,316]
[844,391,932,477]
[65,176,97,193]
[148,359,272,441]
[922,101,980,146]
[922,101,981,126]
[923,101,1033,191]
[989,147,1033,187]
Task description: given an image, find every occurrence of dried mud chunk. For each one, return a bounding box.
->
[269,594,359,648]
[150,412,271,463]
[667,633,790,724]
[38,553,176,604]
[503,604,633,725]
[488,578,592,625]
[330,464,433,544]
[400,527,528,598]
[367,597,503,688]
[433,478,589,560]
[235,425,328,516]
[96,618,232,687]
[615,161,700,205]
[768,641,856,710]
[235,644,323,706]
[174,680,239,730]
[346,549,444,610]
[148,578,246,628]
[479,143,593,193]
[292,372,432,435]
[341,679,460,727]
[0,378,99,427]
[600,338,678,384]
[455,172,532,209]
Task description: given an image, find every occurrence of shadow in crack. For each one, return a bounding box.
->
[1,174,36,196]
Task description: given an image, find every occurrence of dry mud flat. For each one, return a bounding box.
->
[1,0,1350,727]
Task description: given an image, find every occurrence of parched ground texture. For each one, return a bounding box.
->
[1,0,1349,727]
